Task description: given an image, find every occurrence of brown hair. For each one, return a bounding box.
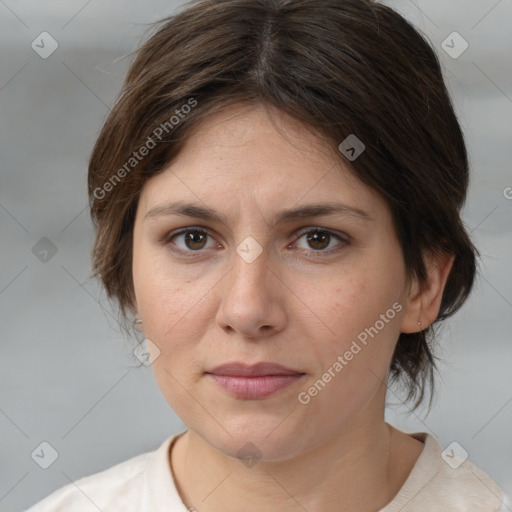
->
[88,0,477,411]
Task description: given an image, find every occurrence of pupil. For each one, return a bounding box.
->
[187,230,206,250]
[307,231,329,250]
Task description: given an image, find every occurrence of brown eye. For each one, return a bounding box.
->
[305,230,331,250]
[168,228,215,252]
[183,230,208,250]
[293,228,349,258]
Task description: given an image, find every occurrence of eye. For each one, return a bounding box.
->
[293,228,348,256]
[161,226,349,259]
[165,228,219,253]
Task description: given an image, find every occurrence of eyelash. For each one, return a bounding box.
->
[160,226,350,260]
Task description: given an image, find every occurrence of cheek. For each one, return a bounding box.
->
[313,260,402,339]
[133,259,212,412]
[137,275,207,351]
[133,242,204,328]
[132,247,206,369]
[305,260,404,389]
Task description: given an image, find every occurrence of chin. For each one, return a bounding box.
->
[201,417,310,464]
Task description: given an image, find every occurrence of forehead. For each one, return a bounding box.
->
[138,103,387,220]
[169,104,329,173]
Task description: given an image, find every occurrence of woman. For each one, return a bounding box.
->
[27,0,507,510]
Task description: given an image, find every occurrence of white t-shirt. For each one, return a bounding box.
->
[26,430,507,511]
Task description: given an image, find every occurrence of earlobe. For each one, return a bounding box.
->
[129,294,143,330]
[400,252,455,334]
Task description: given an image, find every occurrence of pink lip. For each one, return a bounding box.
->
[206,362,305,399]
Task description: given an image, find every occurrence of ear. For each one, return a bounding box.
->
[129,295,144,331]
[400,252,455,333]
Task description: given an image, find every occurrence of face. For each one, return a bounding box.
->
[132,103,413,461]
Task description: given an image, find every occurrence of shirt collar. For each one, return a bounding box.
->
[139,429,502,511]
[140,430,189,511]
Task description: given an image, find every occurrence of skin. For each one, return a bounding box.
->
[131,102,454,512]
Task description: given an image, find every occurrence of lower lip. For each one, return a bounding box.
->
[207,374,304,399]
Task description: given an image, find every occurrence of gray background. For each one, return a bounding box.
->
[1,1,511,510]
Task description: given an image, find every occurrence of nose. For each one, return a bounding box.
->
[215,241,287,340]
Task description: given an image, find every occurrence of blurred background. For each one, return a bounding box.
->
[1,0,511,510]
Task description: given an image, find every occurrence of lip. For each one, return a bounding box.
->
[206,362,305,399]
[207,362,303,377]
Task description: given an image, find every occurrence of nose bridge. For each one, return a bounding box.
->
[212,195,292,337]
[228,235,271,295]
[214,233,282,336]
[228,198,274,283]
[218,196,283,303]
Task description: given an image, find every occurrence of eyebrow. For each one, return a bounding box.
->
[144,200,372,226]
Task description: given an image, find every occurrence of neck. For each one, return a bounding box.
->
[170,413,421,512]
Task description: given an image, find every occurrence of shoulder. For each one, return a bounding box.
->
[382,432,507,512]
[431,457,506,511]
[25,443,161,512]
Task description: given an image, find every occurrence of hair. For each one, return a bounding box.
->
[88,0,477,412]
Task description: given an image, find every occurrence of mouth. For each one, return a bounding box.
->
[205,362,306,399]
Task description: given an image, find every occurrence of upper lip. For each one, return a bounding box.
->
[206,362,304,377]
